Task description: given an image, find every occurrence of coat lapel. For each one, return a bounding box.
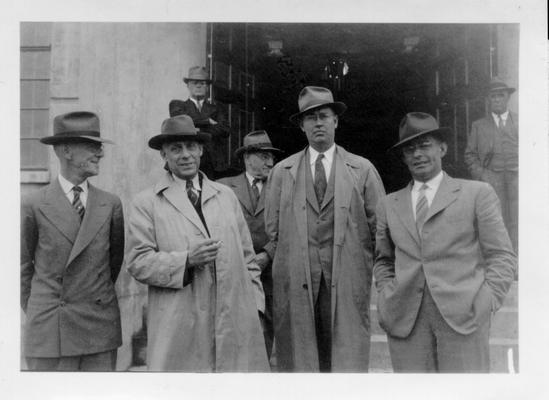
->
[231,173,254,215]
[39,179,81,244]
[424,173,460,223]
[391,183,421,246]
[255,181,266,216]
[66,184,111,267]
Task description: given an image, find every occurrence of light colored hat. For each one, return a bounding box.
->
[289,86,347,124]
[183,66,212,84]
[488,77,516,94]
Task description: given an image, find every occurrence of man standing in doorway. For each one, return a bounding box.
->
[21,111,124,371]
[375,112,516,372]
[264,86,385,372]
[126,115,269,372]
[169,66,231,179]
[218,130,282,361]
[464,77,518,255]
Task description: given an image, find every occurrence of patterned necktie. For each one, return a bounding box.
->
[314,154,327,205]
[186,179,199,206]
[415,183,429,234]
[72,186,85,221]
[251,178,261,210]
[497,114,504,129]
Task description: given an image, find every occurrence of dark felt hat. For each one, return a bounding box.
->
[40,111,114,145]
[390,112,451,150]
[234,130,283,158]
[289,86,347,124]
[148,115,210,150]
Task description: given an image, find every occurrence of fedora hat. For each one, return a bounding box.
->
[390,112,451,150]
[40,111,114,145]
[289,86,347,124]
[234,130,283,158]
[183,66,212,84]
[148,115,210,150]
[488,77,516,94]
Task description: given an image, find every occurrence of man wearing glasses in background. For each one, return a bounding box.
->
[264,86,385,372]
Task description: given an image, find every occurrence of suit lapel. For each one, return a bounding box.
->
[231,173,254,215]
[424,173,460,223]
[39,179,81,244]
[66,184,111,267]
[304,151,320,213]
[391,183,421,246]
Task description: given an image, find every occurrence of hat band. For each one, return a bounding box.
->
[243,142,274,149]
[54,130,100,137]
[160,130,198,136]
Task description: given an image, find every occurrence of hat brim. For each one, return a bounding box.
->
[183,78,213,84]
[489,87,516,94]
[234,145,283,158]
[148,132,210,150]
[389,127,452,152]
[40,135,114,145]
[289,102,347,124]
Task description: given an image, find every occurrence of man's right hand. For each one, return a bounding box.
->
[187,239,222,267]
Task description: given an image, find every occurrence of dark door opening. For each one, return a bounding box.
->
[210,23,497,193]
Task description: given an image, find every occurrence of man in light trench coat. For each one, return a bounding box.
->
[264,86,385,372]
[126,115,269,372]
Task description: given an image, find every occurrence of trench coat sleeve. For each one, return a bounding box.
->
[475,183,517,311]
[109,197,125,284]
[21,197,37,312]
[373,198,396,291]
[125,194,188,289]
[262,166,282,260]
[362,164,386,246]
[464,121,484,180]
[232,191,265,313]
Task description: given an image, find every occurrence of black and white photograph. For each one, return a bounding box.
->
[2,0,548,399]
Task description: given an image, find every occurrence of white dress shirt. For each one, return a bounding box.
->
[308,144,335,180]
[411,171,443,221]
[492,110,509,127]
[190,97,204,111]
[245,172,264,193]
[58,174,89,207]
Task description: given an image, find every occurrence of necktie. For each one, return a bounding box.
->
[251,178,261,210]
[497,114,504,129]
[197,101,203,112]
[72,186,85,221]
[314,154,327,205]
[415,184,429,234]
[186,179,199,206]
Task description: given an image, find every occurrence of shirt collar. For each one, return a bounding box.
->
[412,170,443,192]
[245,171,264,186]
[189,97,203,108]
[58,174,88,195]
[492,110,509,122]
[308,144,336,165]
[172,173,201,191]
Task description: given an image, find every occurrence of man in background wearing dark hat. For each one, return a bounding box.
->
[169,66,231,179]
[218,130,282,361]
[126,115,269,372]
[264,86,385,372]
[374,112,516,372]
[21,111,124,371]
[465,77,518,255]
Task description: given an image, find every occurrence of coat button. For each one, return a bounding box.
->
[60,301,66,307]
[302,284,308,289]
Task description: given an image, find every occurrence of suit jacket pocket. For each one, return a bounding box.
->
[473,283,494,325]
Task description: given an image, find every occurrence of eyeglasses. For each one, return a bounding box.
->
[302,112,335,123]
[402,140,435,156]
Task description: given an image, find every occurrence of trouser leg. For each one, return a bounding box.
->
[315,273,332,372]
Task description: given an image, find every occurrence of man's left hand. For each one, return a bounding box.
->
[255,251,270,272]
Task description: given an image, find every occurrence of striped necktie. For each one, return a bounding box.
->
[72,186,85,221]
[186,179,199,206]
[415,184,429,234]
[251,178,261,210]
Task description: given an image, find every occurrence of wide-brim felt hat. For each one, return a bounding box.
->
[183,66,212,84]
[289,86,347,124]
[488,77,516,94]
[40,111,114,145]
[234,130,283,158]
[390,112,452,151]
[148,115,210,150]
